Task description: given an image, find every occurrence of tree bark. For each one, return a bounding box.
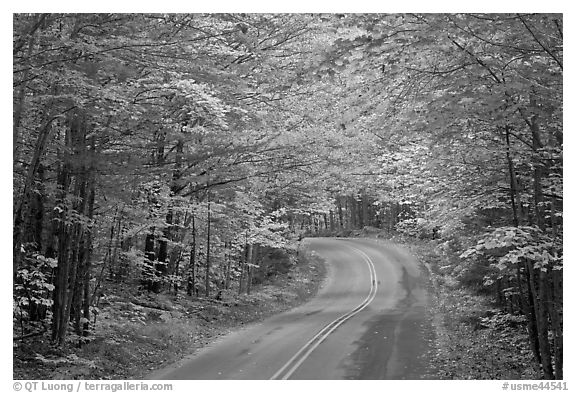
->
[14,115,57,273]
[225,241,232,290]
[187,215,197,296]
[529,99,545,230]
[81,138,96,336]
[51,111,91,345]
[517,263,541,365]
[505,126,520,226]
[549,269,563,379]
[337,197,344,229]
[361,193,369,228]
[205,199,211,297]
[537,269,554,379]
[246,243,254,295]
[143,230,156,291]
[13,15,43,164]
[155,209,170,293]
[50,120,74,345]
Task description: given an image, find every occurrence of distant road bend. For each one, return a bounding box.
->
[149,238,430,380]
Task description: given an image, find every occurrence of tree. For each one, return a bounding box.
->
[13,14,562,379]
[309,13,562,378]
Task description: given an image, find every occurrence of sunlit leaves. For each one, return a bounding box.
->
[460,226,563,286]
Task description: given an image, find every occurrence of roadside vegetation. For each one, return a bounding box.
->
[403,237,541,379]
[14,248,325,379]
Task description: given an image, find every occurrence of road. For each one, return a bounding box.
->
[148,237,431,380]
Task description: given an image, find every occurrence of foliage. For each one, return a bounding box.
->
[13,13,562,379]
[460,226,562,284]
[14,253,57,324]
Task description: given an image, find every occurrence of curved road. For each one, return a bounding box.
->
[148,238,430,380]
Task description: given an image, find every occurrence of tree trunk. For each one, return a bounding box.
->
[26,163,45,252]
[82,164,95,336]
[13,17,42,165]
[14,115,57,273]
[246,243,254,295]
[187,215,197,296]
[549,269,563,379]
[173,250,181,295]
[537,269,554,379]
[361,193,369,228]
[81,236,92,337]
[51,111,90,345]
[337,197,344,229]
[65,115,89,341]
[205,199,211,297]
[529,101,545,230]
[238,256,245,295]
[505,126,520,226]
[73,231,86,337]
[349,196,358,229]
[51,120,74,345]
[169,138,184,294]
[517,263,541,365]
[225,241,232,290]
[110,210,123,280]
[240,239,251,295]
[329,210,335,232]
[143,229,156,291]
[154,209,170,293]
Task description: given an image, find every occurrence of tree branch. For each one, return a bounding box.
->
[448,36,502,84]
[517,14,563,70]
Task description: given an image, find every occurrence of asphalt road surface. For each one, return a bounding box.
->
[149,237,431,380]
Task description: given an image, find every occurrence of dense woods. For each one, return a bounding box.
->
[13,13,562,379]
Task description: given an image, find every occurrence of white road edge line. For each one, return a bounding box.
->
[270,244,378,380]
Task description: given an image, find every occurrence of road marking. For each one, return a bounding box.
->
[270,244,378,380]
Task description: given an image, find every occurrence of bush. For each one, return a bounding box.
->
[252,247,294,284]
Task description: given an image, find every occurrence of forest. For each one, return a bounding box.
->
[13,13,562,380]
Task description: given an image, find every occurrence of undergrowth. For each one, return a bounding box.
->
[404,238,541,379]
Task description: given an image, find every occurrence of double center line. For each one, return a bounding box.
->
[270,245,378,380]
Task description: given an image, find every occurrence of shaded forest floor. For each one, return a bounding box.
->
[13,250,326,380]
